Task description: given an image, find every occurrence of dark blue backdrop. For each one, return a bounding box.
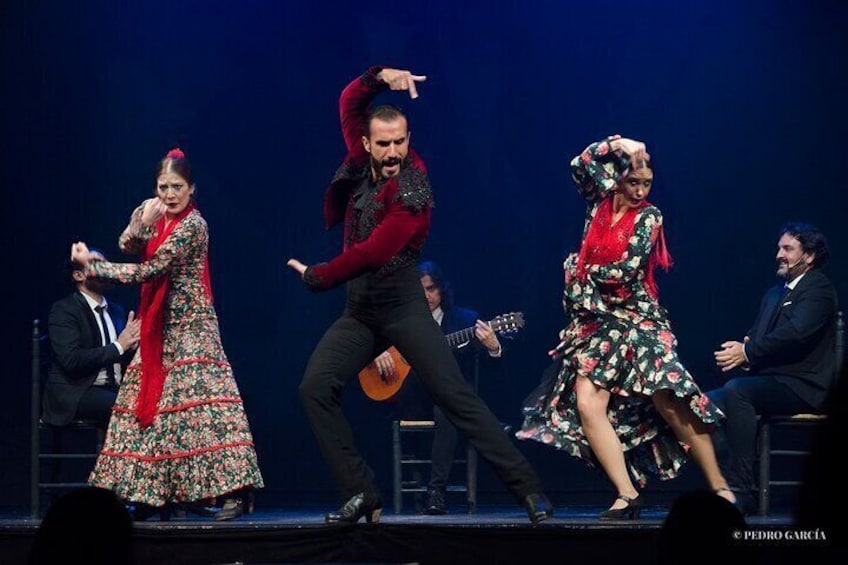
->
[3,0,846,510]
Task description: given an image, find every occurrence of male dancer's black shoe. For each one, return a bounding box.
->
[523,493,554,524]
[325,492,383,524]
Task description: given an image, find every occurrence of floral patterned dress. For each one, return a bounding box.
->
[87,200,264,505]
[517,137,722,486]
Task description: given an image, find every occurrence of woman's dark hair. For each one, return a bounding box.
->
[780,222,829,268]
[155,148,193,190]
[624,156,654,175]
[657,490,746,564]
[418,260,453,311]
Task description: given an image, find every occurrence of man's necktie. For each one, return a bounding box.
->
[95,305,117,387]
[765,284,790,334]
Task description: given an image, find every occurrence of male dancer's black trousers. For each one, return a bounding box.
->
[299,265,542,500]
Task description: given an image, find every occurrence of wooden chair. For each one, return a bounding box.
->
[391,354,480,515]
[30,319,105,518]
[755,311,843,516]
[391,419,477,515]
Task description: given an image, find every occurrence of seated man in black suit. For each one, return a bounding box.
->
[42,250,140,429]
[373,261,505,515]
[708,222,839,511]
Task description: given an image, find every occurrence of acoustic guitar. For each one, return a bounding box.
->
[358,312,525,401]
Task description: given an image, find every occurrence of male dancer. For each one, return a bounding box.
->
[287,66,552,524]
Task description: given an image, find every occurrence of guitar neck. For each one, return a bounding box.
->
[445,326,478,349]
[442,312,524,350]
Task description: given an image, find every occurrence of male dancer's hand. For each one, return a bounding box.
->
[286,258,307,278]
[378,68,427,99]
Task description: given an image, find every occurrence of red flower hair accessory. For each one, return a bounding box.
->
[166,148,185,160]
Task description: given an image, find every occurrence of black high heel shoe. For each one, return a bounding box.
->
[127,502,171,522]
[215,491,254,521]
[598,494,642,520]
[176,500,220,518]
[714,488,738,506]
[325,492,382,524]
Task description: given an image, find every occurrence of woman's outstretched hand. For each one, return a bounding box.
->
[70,242,92,267]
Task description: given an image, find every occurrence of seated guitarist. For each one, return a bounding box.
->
[372,260,503,515]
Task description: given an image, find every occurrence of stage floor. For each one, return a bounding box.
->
[3,505,837,565]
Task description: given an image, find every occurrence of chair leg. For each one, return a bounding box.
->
[466,445,477,514]
[392,421,402,515]
[31,427,40,519]
[49,430,62,486]
[31,318,42,520]
[758,421,770,517]
[96,428,106,453]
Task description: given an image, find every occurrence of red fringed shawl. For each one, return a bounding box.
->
[136,203,212,427]
[576,197,673,300]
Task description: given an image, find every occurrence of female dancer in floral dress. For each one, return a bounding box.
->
[71,148,263,520]
[517,135,735,519]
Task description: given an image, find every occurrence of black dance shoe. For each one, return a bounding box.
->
[714,487,752,514]
[177,500,220,518]
[127,502,171,522]
[215,491,255,521]
[325,492,382,524]
[599,493,642,520]
[424,487,447,515]
[522,493,554,524]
